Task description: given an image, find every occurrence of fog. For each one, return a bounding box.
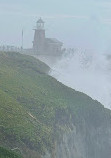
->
[50,50,111,109]
[1,0,111,49]
[1,0,111,108]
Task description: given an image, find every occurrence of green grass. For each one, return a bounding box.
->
[0,51,111,157]
[0,146,22,158]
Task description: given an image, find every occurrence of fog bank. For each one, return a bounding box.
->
[50,50,111,109]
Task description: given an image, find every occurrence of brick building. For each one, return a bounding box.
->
[33,18,63,55]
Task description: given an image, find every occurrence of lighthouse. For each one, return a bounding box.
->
[33,18,63,55]
[33,18,45,54]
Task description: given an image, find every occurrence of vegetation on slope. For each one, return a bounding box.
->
[0,51,111,157]
[0,146,22,158]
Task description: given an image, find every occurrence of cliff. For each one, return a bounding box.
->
[0,51,111,158]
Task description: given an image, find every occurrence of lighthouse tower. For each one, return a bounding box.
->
[33,18,45,54]
[33,18,63,56]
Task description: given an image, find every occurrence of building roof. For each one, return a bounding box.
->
[37,18,44,23]
[46,38,63,45]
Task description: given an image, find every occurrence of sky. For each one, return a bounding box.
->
[0,0,111,52]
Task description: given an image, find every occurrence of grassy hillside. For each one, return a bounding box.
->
[0,146,22,158]
[0,51,111,158]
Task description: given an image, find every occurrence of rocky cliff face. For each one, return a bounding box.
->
[43,110,111,158]
[1,51,111,158]
[43,127,111,158]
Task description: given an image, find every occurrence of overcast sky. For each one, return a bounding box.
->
[0,0,111,52]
